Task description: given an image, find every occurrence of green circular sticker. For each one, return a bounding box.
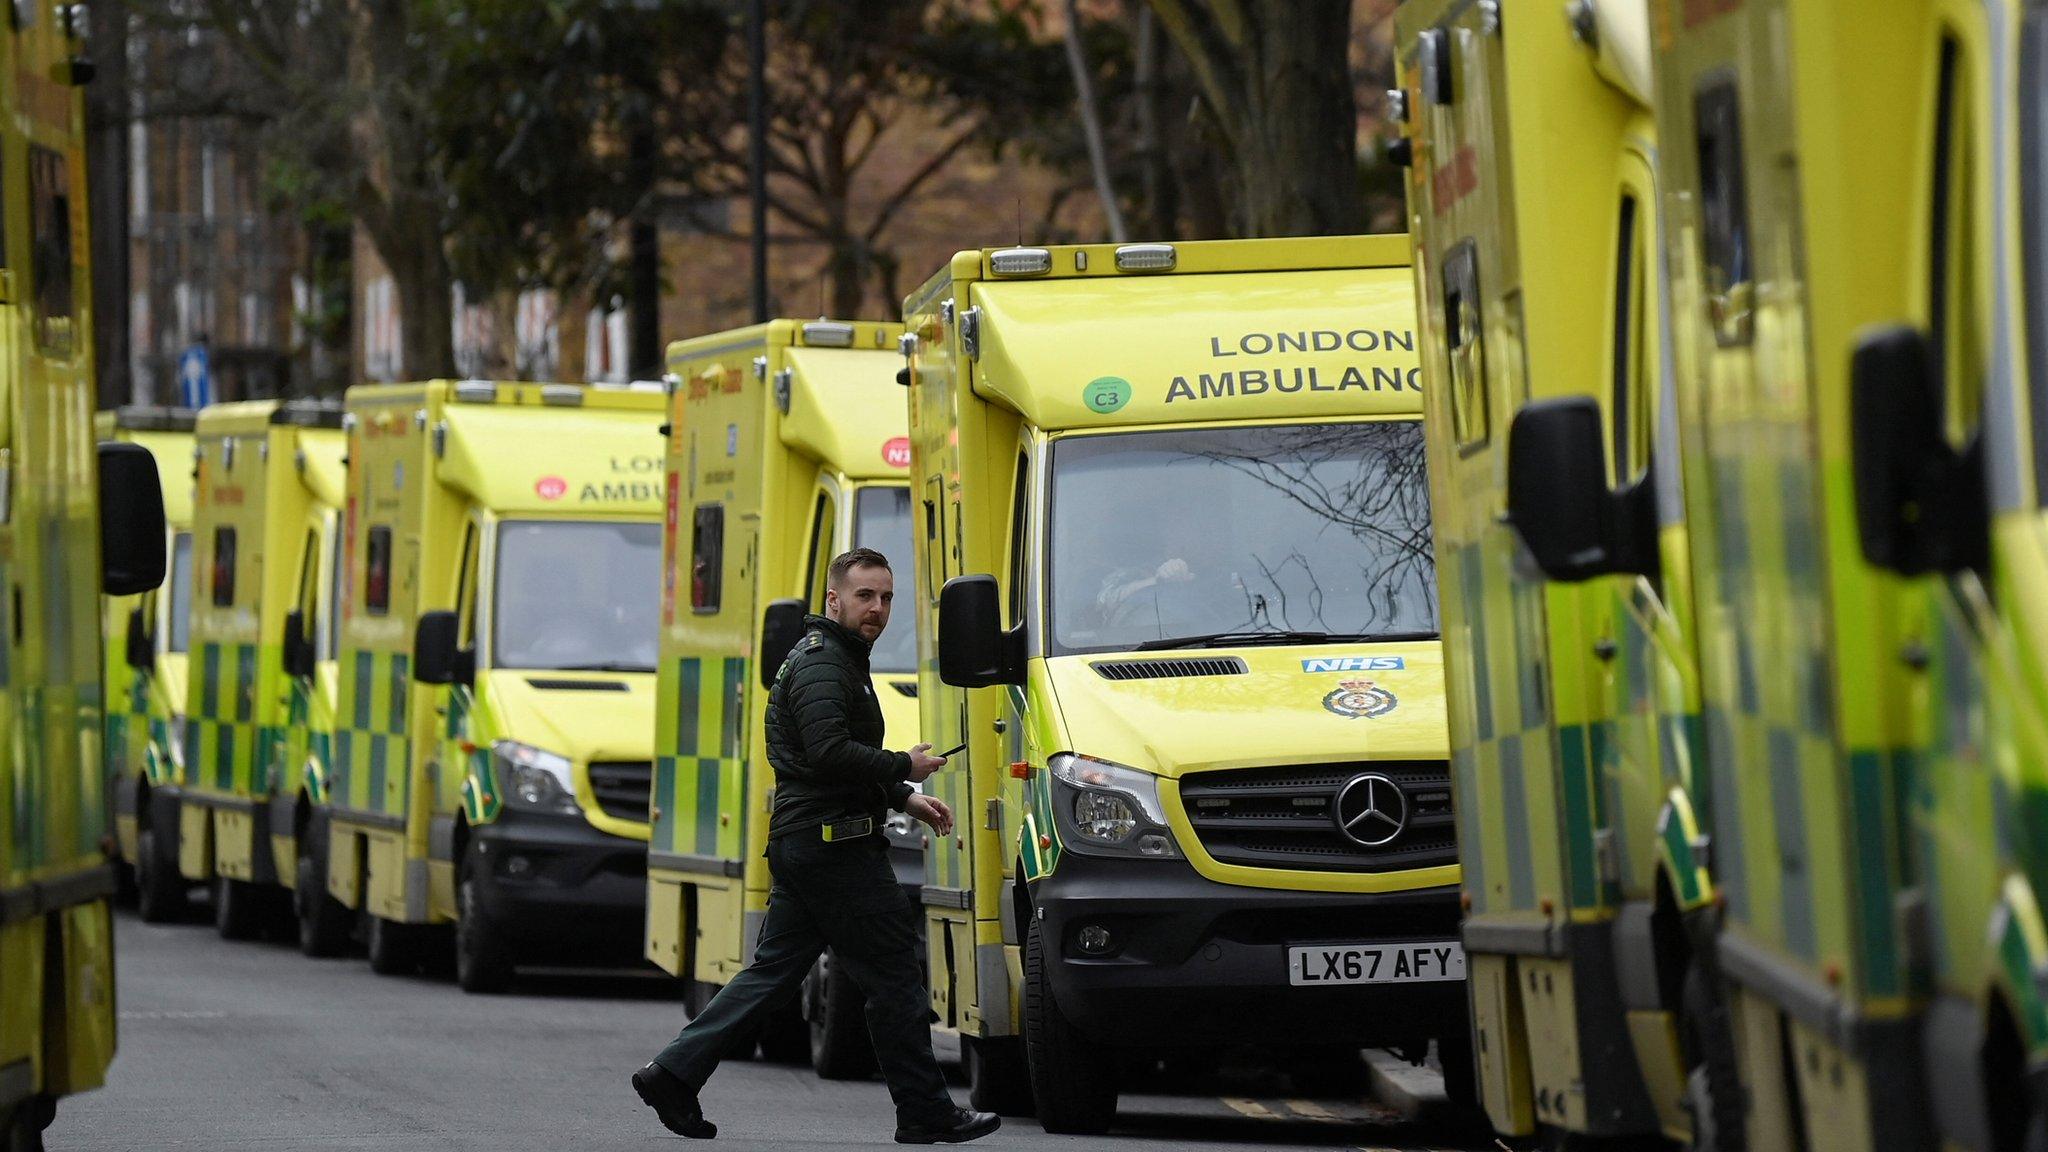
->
[1083,376,1132,414]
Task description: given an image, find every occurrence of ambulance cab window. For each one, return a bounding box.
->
[690,504,724,613]
[28,146,72,339]
[1612,193,1649,483]
[210,526,236,607]
[2022,11,2048,497]
[1442,241,1488,450]
[1008,452,1030,629]
[294,529,318,650]
[1694,74,1753,346]
[853,486,915,674]
[1929,35,1986,445]
[365,526,392,615]
[804,489,837,611]
[321,523,341,660]
[166,532,192,653]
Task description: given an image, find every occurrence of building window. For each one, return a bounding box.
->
[1694,74,1753,346]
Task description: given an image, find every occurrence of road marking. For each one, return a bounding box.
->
[1285,1099,1340,1121]
[119,1010,226,1020]
[1221,1097,1278,1120]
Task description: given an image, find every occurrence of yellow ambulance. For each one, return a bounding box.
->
[98,406,197,924]
[906,235,1461,1133]
[326,380,663,992]
[177,399,346,944]
[644,318,924,1077]
[3,3,170,1142]
[1392,0,1739,1144]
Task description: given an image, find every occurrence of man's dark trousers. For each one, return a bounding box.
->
[652,831,953,1125]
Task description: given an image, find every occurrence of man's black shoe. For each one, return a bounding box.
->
[894,1107,1001,1144]
[632,1062,716,1139]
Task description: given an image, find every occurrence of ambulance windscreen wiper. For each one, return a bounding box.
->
[1133,629,1360,651]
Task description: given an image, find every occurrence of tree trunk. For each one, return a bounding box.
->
[627,123,661,381]
[1064,0,1127,243]
[1147,0,1363,237]
[386,205,455,379]
[86,5,132,407]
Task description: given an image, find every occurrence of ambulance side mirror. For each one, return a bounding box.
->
[412,610,472,686]
[1506,397,1658,582]
[759,598,808,688]
[283,608,315,680]
[1850,324,1987,575]
[98,441,168,596]
[938,574,1023,687]
[125,606,154,671]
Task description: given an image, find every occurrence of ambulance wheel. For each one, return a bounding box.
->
[1437,1030,1479,1112]
[455,852,514,994]
[134,825,187,924]
[805,951,876,1080]
[215,876,264,941]
[1680,964,1745,1152]
[1023,915,1117,1134]
[1,1098,46,1152]
[295,823,352,958]
[965,1035,1035,1117]
[366,914,425,976]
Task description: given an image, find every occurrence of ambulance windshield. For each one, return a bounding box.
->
[853,486,916,674]
[492,520,661,672]
[1047,421,1436,656]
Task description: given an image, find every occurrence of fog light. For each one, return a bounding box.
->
[1075,924,1114,955]
[1135,833,1174,857]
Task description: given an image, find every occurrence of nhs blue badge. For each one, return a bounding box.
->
[1301,656,1405,673]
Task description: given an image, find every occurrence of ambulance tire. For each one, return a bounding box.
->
[806,951,877,1080]
[1023,915,1117,1135]
[1436,1030,1479,1113]
[964,1035,1034,1117]
[134,825,187,924]
[2,1098,46,1152]
[295,820,352,958]
[215,876,264,941]
[1680,963,1745,1152]
[366,914,427,976]
[455,852,515,994]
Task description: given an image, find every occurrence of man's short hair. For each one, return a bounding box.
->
[828,547,891,588]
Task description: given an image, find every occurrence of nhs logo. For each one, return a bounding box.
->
[1302,656,1405,673]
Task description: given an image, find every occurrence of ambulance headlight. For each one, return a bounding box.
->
[492,741,581,816]
[1048,753,1178,859]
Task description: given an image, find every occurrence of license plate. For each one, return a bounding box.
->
[1287,941,1466,986]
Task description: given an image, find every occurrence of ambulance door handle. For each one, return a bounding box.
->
[1592,638,1617,661]
[993,719,1007,734]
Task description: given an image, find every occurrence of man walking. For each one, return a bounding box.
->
[633,548,1000,1145]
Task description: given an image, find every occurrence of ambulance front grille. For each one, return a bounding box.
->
[1176,762,1456,873]
[588,761,653,823]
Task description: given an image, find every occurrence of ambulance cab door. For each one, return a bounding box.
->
[1596,148,1695,911]
[440,516,484,825]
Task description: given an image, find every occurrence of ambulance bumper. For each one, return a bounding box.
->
[1033,852,1466,1049]
[469,809,646,960]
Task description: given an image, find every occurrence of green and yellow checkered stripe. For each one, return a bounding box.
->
[333,648,412,816]
[186,640,260,796]
[652,655,747,859]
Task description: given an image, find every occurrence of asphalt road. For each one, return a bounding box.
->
[47,905,1494,1151]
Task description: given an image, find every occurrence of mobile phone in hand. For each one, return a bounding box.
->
[937,741,967,758]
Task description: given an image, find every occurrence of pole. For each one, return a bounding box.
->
[747,0,768,323]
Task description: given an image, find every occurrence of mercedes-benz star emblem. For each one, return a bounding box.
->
[1334,773,1408,848]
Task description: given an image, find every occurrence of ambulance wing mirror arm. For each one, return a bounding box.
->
[412,610,472,686]
[1851,324,1988,575]
[1506,397,1658,582]
[125,606,154,671]
[938,574,1023,687]
[98,441,168,596]
[283,609,315,680]
[759,598,808,688]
